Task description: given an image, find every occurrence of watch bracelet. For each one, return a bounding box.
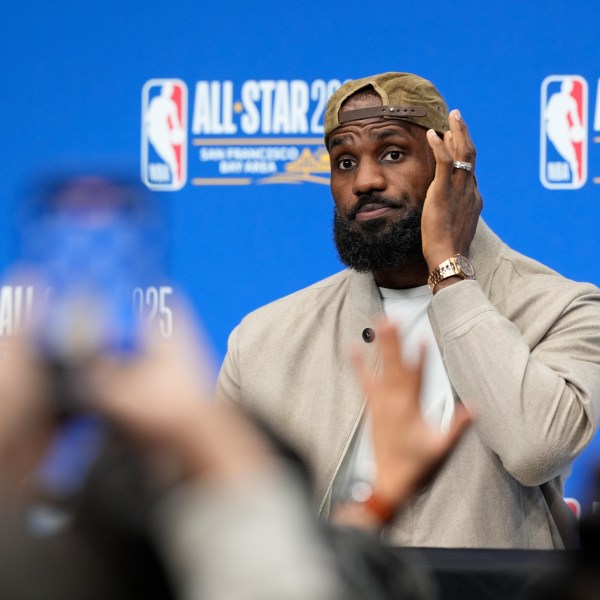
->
[427,254,474,291]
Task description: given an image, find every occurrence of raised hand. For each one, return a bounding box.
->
[421,110,482,278]
[350,320,472,518]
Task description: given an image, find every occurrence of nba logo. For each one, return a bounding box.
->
[540,75,588,190]
[141,79,188,191]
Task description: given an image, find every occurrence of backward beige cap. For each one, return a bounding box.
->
[324,72,449,144]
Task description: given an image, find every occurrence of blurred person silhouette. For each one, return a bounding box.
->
[0,173,176,599]
[0,173,472,600]
[0,173,341,600]
[0,310,343,600]
[0,310,452,600]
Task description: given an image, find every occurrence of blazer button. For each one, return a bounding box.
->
[362,327,375,343]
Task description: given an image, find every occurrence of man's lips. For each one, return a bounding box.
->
[354,203,398,221]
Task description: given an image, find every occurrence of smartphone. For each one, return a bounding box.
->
[19,174,166,363]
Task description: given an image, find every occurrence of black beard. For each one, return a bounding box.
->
[333,193,424,272]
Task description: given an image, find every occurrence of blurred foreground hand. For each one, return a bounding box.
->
[334,320,472,530]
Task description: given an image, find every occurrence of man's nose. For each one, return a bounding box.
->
[351,158,386,196]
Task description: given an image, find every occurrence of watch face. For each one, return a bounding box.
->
[456,255,475,277]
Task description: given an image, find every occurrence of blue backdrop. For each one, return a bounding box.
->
[1,0,599,506]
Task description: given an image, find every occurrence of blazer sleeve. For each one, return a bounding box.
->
[429,279,600,486]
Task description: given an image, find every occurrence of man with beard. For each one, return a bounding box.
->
[217,72,600,549]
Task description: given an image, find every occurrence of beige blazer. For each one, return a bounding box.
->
[217,220,600,548]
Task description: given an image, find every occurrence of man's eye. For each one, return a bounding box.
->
[338,158,356,170]
[384,150,403,161]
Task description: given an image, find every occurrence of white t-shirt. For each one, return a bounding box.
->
[331,284,455,503]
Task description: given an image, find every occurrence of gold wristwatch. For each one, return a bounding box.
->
[427,254,476,291]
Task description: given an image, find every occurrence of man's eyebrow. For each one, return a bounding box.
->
[329,135,351,150]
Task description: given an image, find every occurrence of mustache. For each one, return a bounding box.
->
[345,193,411,220]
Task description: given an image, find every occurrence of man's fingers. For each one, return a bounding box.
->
[426,128,454,184]
[444,130,455,156]
[448,109,477,174]
[425,111,477,185]
[376,320,404,376]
